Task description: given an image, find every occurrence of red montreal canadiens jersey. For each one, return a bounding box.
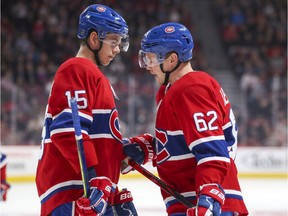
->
[36,58,124,215]
[155,71,248,215]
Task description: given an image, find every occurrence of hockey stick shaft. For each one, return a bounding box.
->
[126,159,194,208]
[70,97,90,198]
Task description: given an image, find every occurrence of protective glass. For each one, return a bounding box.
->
[100,33,129,52]
[138,50,165,68]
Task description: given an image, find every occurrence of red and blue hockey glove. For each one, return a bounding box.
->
[76,177,113,216]
[113,188,138,216]
[0,181,10,201]
[187,184,225,216]
[123,133,155,165]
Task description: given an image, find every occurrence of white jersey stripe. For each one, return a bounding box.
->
[168,154,194,161]
[198,156,230,165]
[78,111,93,122]
[50,128,88,136]
[51,109,93,122]
[222,121,232,130]
[166,130,184,136]
[92,109,111,114]
[164,191,196,205]
[89,134,113,139]
[188,135,225,150]
[39,180,83,201]
[224,189,243,197]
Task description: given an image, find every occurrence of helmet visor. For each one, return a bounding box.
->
[138,50,164,68]
[100,33,129,52]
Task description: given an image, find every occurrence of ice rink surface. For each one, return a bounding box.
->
[0,177,287,216]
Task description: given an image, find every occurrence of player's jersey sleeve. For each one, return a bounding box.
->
[171,81,230,188]
[45,61,99,174]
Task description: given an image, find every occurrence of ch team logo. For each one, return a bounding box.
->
[109,108,122,143]
[155,129,170,164]
[96,6,106,12]
[164,26,175,33]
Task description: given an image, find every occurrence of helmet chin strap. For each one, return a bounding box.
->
[160,61,181,85]
[86,40,103,66]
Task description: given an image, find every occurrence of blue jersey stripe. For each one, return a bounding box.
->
[192,139,229,162]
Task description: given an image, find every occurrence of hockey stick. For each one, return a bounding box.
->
[70,97,90,198]
[125,159,194,208]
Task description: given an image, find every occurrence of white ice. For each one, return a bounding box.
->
[0,177,287,216]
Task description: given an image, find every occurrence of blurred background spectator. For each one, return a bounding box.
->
[212,0,287,146]
[1,0,286,147]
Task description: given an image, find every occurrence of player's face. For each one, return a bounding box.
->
[99,34,122,66]
[144,53,166,85]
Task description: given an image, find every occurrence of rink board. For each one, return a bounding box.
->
[1,145,287,182]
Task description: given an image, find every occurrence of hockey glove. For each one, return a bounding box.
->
[187,184,225,216]
[123,133,155,165]
[76,177,113,216]
[0,181,10,201]
[114,188,138,216]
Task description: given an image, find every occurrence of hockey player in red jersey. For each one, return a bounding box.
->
[35,4,139,216]
[0,153,10,202]
[124,22,249,216]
